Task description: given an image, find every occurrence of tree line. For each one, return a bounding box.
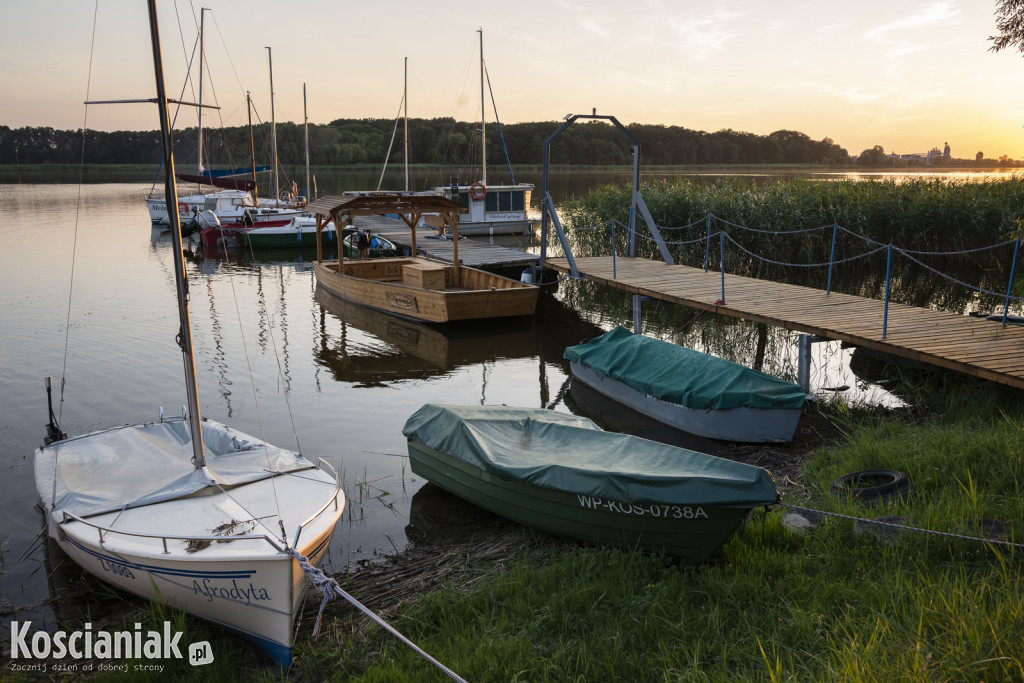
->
[0,119,1014,169]
[0,119,852,169]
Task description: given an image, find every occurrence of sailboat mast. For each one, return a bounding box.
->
[266,46,279,204]
[146,0,206,467]
[479,28,486,186]
[197,7,207,175]
[403,57,409,192]
[303,83,310,201]
[247,92,257,202]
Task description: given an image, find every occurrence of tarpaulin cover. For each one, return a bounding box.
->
[402,405,779,506]
[564,327,806,410]
[35,419,314,518]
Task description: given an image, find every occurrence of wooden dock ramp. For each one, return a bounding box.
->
[544,256,1024,390]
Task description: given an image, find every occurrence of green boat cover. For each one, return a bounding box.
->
[564,327,806,410]
[403,405,779,506]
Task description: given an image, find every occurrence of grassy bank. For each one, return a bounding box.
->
[6,365,1021,682]
[300,372,1023,681]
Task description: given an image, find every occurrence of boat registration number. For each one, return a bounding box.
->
[576,495,708,519]
[99,558,137,580]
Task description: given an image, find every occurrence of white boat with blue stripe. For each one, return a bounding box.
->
[34,1,344,667]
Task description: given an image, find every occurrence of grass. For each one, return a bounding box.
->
[297,372,1024,681]
[8,368,1022,682]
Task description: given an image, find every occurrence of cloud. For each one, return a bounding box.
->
[864,1,959,40]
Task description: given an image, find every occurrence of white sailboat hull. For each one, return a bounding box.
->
[35,419,344,665]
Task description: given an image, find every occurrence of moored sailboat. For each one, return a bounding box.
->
[431,29,534,236]
[35,2,344,666]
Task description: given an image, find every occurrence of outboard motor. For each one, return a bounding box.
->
[181,209,220,237]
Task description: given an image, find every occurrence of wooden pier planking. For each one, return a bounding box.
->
[353,215,539,270]
[543,256,1024,390]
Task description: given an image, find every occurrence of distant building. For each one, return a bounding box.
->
[887,142,954,163]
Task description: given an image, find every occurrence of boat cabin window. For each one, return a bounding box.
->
[485,190,523,213]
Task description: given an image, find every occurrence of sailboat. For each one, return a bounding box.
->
[432,29,534,236]
[144,14,299,228]
[35,1,344,667]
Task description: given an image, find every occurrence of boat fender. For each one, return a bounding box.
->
[830,469,910,502]
[469,182,487,200]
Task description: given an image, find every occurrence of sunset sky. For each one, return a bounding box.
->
[3,0,1024,160]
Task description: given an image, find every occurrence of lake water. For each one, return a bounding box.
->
[0,175,994,643]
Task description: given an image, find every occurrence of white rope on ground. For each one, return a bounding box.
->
[289,550,468,683]
[781,503,1024,550]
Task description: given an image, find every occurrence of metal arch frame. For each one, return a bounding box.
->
[540,112,674,278]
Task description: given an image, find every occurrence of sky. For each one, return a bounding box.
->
[2,0,1024,160]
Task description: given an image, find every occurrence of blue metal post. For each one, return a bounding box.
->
[704,215,712,272]
[1002,238,1021,328]
[719,230,725,302]
[827,223,837,295]
[611,219,617,279]
[882,244,892,339]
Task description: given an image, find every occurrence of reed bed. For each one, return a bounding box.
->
[562,177,1024,274]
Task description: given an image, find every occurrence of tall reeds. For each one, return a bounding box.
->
[559,176,1024,312]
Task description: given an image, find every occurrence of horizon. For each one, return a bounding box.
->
[2,1,1023,161]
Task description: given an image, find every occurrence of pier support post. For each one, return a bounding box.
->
[797,334,829,394]
[632,295,649,335]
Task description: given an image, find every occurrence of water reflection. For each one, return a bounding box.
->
[314,286,538,387]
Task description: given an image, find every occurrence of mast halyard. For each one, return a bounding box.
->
[147,0,206,468]
[247,92,257,203]
[403,58,409,192]
[266,46,279,204]
[304,83,310,202]
[197,7,208,176]
[479,28,486,187]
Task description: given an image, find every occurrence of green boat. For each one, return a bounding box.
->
[564,327,807,443]
[402,405,779,563]
[240,219,397,257]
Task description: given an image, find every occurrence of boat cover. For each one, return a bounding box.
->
[36,419,314,518]
[176,173,257,192]
[403,405,779,506]
[564,327,806,410]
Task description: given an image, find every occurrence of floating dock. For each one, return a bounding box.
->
[543,255,1024,390]
[354,215,539,270]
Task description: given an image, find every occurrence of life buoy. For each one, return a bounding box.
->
[178,202,189,214]
[469,182,487,200]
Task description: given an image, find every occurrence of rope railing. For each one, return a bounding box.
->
[559,213,1024,336]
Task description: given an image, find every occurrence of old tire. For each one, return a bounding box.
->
[830,469,910,502]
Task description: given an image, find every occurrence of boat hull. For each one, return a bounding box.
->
[34,420,345,666]
[48,517,336,664]
[570,360,802,443]
[241,226,338,249]
[448,219,534,236]
[407,440,752,563]
[313,257,538,323]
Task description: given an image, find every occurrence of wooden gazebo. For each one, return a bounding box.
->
[306,192,463,269]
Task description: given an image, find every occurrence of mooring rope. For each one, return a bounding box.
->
[560,213,1024,304]
[289,550,468,683]
[546,375,572,409]
[780,503,1024,550]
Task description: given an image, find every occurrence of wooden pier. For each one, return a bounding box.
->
[544,256,1024,390]
[354,215,539,270]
